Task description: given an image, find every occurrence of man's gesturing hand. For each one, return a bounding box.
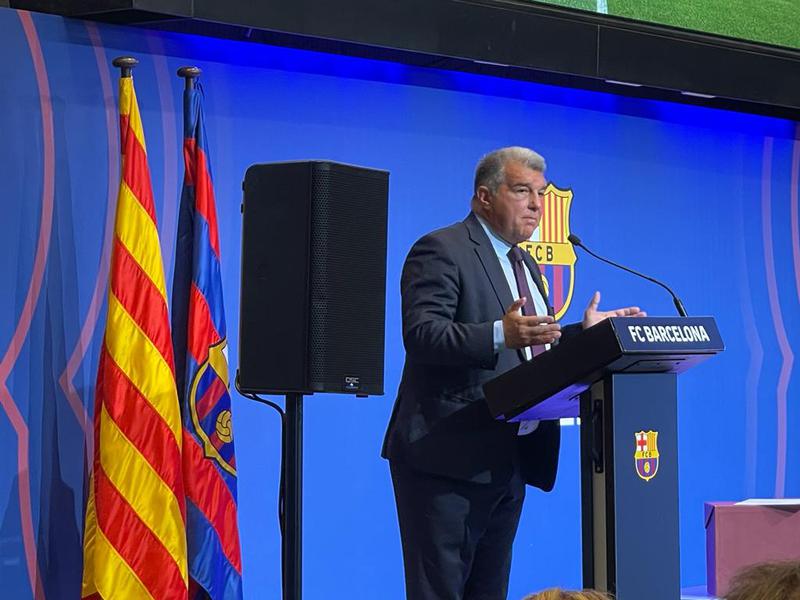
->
[582,290,647,329]
[502,297,561,350]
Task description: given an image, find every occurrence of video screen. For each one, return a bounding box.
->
[531,0,799,50]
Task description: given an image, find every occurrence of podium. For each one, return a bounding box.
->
[483,317,724,600]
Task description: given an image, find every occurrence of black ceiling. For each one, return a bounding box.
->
[11,0,800,119]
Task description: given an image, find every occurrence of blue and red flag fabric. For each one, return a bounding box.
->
[171,81,243,600]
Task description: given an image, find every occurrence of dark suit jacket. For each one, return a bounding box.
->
[382,212,581,490]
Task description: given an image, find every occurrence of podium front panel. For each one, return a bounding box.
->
[611,373,680,600]
[581,373,681,599]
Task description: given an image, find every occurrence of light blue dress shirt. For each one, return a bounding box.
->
[475,214,547,435]
[475,214,549,354]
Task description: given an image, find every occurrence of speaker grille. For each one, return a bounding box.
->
[309,163,387,393]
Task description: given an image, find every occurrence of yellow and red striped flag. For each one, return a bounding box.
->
[82,66,188,600]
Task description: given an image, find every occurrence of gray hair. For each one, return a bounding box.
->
[473,146,546,193]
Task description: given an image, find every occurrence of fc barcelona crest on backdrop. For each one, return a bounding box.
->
[634,430,660,481]
[519,183,576,319]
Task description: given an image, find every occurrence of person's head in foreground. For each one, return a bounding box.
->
[523,588,612,600]
[725,561,800,600]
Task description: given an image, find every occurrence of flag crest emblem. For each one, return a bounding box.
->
[634,430,660,481]
[520,183,576,319]
[188,339,237,475]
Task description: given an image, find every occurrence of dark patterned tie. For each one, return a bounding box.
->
[507,246,545,357]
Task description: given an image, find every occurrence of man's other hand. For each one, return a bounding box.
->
[582,291,647,329]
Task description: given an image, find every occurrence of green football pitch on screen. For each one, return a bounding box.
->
[531,0,800,50]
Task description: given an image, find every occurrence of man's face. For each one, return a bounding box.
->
[478,160,546,245]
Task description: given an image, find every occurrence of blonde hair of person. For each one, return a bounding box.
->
[522,588,612,600]
[725,561,800,600]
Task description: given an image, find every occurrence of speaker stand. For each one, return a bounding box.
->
[283,393,303,600]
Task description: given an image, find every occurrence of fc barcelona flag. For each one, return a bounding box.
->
[82,62,188,599]
[171,74,243,599]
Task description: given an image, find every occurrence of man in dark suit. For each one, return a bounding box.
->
[382,147,644,599]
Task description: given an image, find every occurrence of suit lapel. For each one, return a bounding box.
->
[464,213,514,315]
[465,213,530,362]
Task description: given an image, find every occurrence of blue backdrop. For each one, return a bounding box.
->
[0,7,798,599]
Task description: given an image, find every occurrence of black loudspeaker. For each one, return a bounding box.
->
[238,161,388,396]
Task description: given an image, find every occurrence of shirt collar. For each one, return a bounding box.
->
[474,213,514,259]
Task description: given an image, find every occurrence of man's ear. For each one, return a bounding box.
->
[475,185,492,208]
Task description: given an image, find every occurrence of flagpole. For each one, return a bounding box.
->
[178,63,301,599]
[175,64,246,598]
[177,65,201,87]
[87,54,191,600]
[112,55,138,77]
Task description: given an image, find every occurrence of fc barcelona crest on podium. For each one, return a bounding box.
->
[519,183,576,319]
[634,430,660,481]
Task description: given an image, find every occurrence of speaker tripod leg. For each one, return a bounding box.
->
[283,393,303,600]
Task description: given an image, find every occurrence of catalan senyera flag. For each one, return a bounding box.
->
[171,81,243,599]
[82,71,188,599]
